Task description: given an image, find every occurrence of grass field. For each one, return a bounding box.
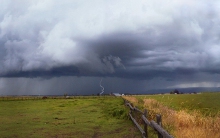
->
[0,96,140,138]
[123,92,220,138]
[136,92,220,117]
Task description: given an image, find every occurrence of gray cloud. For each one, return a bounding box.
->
[1,0,220,95]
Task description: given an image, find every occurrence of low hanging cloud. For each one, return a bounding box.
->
[0,0,220,82]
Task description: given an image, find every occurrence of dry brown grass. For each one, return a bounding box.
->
[124,96,220,138]
[123,96,139,104]
[144,98,220,138]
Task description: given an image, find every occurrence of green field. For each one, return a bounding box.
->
[0,96,140,138]
[135,92,220,117]
[122,92,220,138]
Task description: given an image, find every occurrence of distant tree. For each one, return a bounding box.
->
[174,89,179,94]
[170,91,174,94]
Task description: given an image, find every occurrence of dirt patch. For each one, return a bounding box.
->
[32,117,40,120]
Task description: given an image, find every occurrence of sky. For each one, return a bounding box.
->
[1,0,220,95]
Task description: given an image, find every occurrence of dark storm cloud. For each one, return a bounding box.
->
[1,0,220,95]
[1,66,80,78]
[83,29,209,80]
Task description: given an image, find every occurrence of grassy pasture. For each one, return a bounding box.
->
[124,92,220,138]
[136,92,220,117]
[0,96,140,138]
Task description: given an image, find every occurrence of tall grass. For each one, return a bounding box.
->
[124,95,220,138]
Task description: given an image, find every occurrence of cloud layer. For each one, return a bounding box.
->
[1,0,220,94]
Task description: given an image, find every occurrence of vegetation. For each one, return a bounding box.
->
[136,92,220,116]
[123,92,220,138]
[0,96,140,138]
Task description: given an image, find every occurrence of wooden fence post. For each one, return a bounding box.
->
[156,114,163,138]
[133,106,136,119]
[144,109,148,138]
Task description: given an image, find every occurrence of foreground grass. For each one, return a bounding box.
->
[124,92,220,138]
[0,96,140,138]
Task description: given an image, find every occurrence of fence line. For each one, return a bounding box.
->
[124,99,174,138]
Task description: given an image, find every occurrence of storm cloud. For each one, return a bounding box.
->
[1,0,220,95]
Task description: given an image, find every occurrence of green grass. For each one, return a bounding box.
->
[136,92,220,117]
[0,96,140,138]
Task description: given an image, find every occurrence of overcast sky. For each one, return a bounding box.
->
[1,0,220,95]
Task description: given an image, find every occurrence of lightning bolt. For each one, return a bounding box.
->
[99,78,104,95]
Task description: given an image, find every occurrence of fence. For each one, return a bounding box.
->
[124,99,174,138]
